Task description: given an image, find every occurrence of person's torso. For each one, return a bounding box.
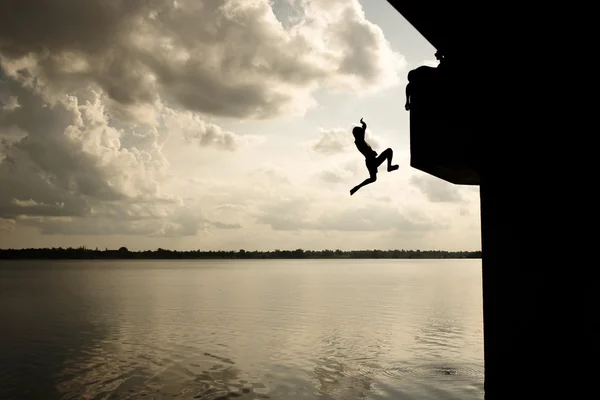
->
[355,140,376,159]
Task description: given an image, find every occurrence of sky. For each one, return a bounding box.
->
[0,0,481,252]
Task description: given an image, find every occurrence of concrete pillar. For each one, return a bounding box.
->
[480,150,538,399]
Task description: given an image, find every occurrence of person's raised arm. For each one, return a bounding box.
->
[360,118,367,131]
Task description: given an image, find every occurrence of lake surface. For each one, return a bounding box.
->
[0,259,484,400]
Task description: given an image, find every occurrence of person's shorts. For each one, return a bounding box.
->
[365,157,378,174]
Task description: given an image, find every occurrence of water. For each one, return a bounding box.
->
[0,259,484,399]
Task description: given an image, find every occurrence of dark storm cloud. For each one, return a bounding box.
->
[1,0,404,119]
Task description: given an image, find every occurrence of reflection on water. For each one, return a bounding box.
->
[0,259,483,399]
[57,351,264,400]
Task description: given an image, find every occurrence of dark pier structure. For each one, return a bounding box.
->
[387,3,540,399]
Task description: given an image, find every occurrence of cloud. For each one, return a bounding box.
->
[0,218,15,233]
[16,213,207,237]
[312,128,349,155]
[0,75,209,236]
[317,167,354,184]
[0,0,416,243]
[247,168,292,186]
[162,108,242,151]
[410,174,465,203]
[319,170,346,184]
[253,196,307,231]
[11,198,57,208]
[13,202,239,236]
[211,221,242,229]
[255,197,444,233]
[0,0,406,121]
[316,206,443,233]
[213,204,249,213]
[0,78,168,203]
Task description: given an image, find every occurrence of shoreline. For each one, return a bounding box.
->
[0,248,482,260]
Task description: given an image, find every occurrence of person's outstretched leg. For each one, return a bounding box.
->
[350,169,377,195]
[375,148,399,172]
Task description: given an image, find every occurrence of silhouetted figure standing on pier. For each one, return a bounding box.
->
[350,118,399,196]
[405,50,446,111]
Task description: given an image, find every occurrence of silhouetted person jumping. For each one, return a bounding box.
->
[350,118,399,196]
[405,50,446,111]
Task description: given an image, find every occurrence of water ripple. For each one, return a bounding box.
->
[0,259,484,400]
[381,362,484,381]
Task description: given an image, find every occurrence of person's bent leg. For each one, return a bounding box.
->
[375,149,399,172]
[386,148,399,172]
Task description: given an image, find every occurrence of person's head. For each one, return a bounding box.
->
[435,50,444,61]
[352,126,364,138]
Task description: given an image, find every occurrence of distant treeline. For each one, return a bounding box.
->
[0,247,481,260]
